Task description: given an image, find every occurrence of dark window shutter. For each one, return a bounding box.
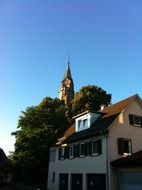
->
[80,143,86,156]
[140,116,142,127]
[86,141,89,156]
[74,144,79,157]
[98,140,102,155]
[65,146,69,159]
[88,140,92,156]
[58,148,61,160]
[80,143,84,156]
[129,114,134,125]
[118,138,124,155]
[74,145,76,157]
[84,143,87,156]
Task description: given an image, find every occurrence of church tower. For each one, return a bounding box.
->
[59,62,74,106]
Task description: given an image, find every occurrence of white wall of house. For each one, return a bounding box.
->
[48,135,108,190]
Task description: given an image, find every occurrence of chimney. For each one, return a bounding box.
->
[100,104,105,110]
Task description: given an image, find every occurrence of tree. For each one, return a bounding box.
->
[72,85,111,115]
[12,97,68,188]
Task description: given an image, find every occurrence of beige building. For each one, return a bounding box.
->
[48,94,142,190]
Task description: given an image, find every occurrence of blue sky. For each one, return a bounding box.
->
[0,0,142,155]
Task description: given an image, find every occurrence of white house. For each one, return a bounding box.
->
[48,94,142,190]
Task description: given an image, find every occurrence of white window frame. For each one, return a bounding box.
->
[77,118,89,131]
[69,145,74,159]
[60,147,65,160]
[80,143,85,157]
[92,139,100,156]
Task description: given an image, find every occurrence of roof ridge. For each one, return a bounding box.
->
[110,94,137,108]
[101,94,138,114]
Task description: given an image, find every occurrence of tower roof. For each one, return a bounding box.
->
[63,62,72,80]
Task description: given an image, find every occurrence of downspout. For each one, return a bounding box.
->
[106,132,111,190]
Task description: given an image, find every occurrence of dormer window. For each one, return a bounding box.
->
[75,111,101,132]
[77,118,89,131]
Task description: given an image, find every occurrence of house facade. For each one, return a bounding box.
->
[48,94,142,190]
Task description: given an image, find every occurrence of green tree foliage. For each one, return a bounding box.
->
[12,97,68,188]
[72,85,111,115]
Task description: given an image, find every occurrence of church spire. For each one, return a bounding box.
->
[64,62,72,80]
[59,62,74,106]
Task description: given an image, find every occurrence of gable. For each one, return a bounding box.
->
[109,95,142,161]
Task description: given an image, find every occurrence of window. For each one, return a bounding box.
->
[58,140,102,160]
[78,120,82,130]
[52,172,55,183]
[92,139,102,156]
[59,147,65,160]
[118,138,132,156]
[58,146,69,160]
[133,115,141,126]
[61,147,65,159]
[129,114,142,127]
[80,143,85,157]
[76,118,89,132]
[83,119,88,128]
[69,145,74,158]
